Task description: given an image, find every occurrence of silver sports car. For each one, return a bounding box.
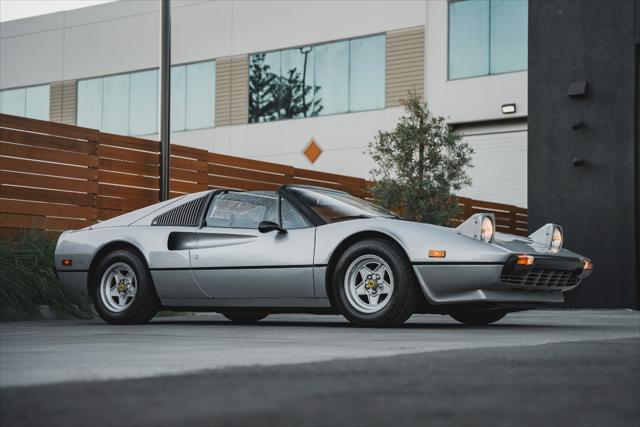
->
[54,185,593,327]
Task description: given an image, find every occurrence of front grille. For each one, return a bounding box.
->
[501,268,580,288]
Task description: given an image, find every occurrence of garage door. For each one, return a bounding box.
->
[456,122,527,208]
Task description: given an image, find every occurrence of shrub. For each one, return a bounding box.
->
[0,231,93,321]
[368,92,474,224]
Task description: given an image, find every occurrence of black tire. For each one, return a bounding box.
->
[90,249,160,324]
[222,313,268,324]
[332,239,418,327]
[449,310,508,326]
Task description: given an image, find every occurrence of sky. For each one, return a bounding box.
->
[0,0,116,23]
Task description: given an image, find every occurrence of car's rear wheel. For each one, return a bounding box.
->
[90,249,160,324]
[333,239,418,327]
[449,310,508,326]
[222,313,268,324]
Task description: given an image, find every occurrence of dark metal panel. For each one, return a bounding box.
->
[529,0,639,307]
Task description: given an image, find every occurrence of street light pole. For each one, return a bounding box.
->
[159,0,171,201]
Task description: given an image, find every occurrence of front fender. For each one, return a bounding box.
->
[314,218,509,266]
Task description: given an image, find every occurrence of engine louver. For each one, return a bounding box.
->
[152,196,208,226]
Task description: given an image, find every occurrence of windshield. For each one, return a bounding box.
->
[288,187,397,223]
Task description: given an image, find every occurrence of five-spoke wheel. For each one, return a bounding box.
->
[344,255,394,314]
[91,249,159,324]
[333,239,418,327]
[99,262,138,313]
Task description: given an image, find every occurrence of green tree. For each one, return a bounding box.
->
[367,92,473,224]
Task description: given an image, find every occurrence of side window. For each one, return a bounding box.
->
[281,197,310,229]
[205,192,278,229]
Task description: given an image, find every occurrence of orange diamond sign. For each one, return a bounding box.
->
[303,138,322,163]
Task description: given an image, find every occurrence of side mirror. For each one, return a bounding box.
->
[258,220,287,234]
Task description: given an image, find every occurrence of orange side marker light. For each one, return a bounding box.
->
[428,250,446,258]
[62,259,73,267]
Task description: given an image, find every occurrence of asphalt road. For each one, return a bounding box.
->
[1,310,639,427]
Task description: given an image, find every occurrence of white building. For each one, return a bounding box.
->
[0,0,528,207]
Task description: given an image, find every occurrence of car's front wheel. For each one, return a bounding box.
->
[449,310,508,326]
[90,249,160,324]
[333,239,418,327]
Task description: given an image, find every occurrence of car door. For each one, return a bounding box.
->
[190,191,316,299]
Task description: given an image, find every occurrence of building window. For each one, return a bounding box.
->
[0,84,50,120]
[171,61,216,132]
[249,34,386,123]
[448,0,527,80]
[77,60,215,136]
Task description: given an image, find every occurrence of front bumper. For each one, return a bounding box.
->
[413,255,591,305]
[55,271,89,295]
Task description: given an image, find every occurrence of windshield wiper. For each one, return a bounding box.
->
[329,214,372,223]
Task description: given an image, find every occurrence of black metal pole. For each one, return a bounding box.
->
[159,0,171,201]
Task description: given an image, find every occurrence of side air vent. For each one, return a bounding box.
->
[152,196,208,226]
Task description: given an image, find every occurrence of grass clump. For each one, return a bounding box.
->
[0,230,93,321]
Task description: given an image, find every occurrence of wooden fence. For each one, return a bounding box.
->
[0,113,527,237]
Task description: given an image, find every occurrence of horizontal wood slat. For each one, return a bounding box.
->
[99,170,159,188]
[0,213,91,231]
[209,164,292,185]
[171,168,206,183]
[99,158,159,176]
[98,132,160,151]
[210,152,295,175]
[98,183,158,201]
[0,185,96,206]
[96,196,153,212]
[171,156,208,172]
[97,145,159,165]
[0,171,98,193]
[0,157,97,180]
[208,176,280,191]
[171,144,206,158]
[290,177,368,197]
[0,128,93,153]
[0,199,97,219]
[170,180,207,194]
[0,141,98,167]
[292,168,367,188]
[0,113,97,141]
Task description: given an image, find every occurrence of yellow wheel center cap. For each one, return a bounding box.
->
[117,282,126,292]
[366,279,377,289]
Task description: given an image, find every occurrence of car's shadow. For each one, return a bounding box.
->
[145,318,578,330]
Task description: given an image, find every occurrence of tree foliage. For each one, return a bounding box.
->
[367,92,473,224]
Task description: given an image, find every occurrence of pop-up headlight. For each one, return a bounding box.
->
[457,213,496,243]
[529,223,563,253]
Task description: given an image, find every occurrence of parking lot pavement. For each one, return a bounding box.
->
[0,310,638,388]
[1,338,638,426]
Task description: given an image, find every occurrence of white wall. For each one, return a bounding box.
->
[1,0,426,87]
[424,1,528,123]
[0,0,528,206]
